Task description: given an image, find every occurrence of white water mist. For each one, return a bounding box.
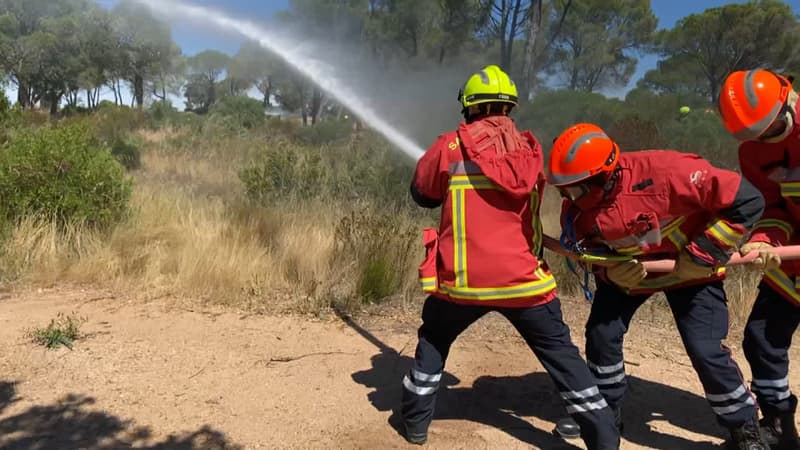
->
[132,0,426,161]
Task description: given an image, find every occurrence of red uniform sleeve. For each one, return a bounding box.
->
[669,154,765,266]
[739,143,796,246]
[410,134,450,208]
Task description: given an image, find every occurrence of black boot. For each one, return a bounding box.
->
[404,428,427,445]
[728,419,769,450]
[555,408,623,440]
[760,413,800,450]
[404,423,428,445]
[777,413,800,450]
[761,416,781,448]
[555,416,581,440]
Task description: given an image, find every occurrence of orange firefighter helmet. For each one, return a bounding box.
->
[718,69,792,141]
[547,123,620,186]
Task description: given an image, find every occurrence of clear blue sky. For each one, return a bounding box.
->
[94,0,290,56]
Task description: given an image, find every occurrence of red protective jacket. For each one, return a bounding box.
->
[739,100,800,307]
[561,150,764,295]
[412,115,556,307]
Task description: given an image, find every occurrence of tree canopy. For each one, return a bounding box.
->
[0,0,797,121]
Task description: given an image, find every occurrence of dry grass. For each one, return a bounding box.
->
[69,184,345,309]
[2,186,295,305]
[136,127,184,144]
[0,128,422,313]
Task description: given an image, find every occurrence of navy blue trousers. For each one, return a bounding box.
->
[584,280,757,428]
[401,295,620,450]
[743,283,800,417]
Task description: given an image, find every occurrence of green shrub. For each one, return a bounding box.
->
[61,105,91,117]
[20,109,50,127]
[148,100,180,126]
[264,116,300,139]
[90,105,147,144]
[0,91,10,121]
[293,120,352,146]
[239,144,326,202]
[97,100,117,109]
[111,138,142,171]
[0,124,132,229]
[608,116,665,150]
[519,90,625,145]
[661,110,739,170]
[239,131,415,208]
[0,93,22,144]
[328,134,414,206]
[209,95,265,130]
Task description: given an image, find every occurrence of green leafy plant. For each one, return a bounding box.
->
[28,312,87,350]
[0,124,132,229]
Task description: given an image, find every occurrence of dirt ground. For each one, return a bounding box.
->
[0,286,797,450]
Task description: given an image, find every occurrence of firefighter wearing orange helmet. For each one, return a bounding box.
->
[547,123,768,450]
[402,66,620,450]
[719,68,800,450]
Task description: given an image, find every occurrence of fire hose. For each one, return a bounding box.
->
[542,234,800,273]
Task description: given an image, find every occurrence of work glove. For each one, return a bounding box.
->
[739,242,782,271]
[606,260,647,289]
[674,251,717,280]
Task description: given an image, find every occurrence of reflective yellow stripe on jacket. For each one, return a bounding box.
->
[754,219,794,242]
[441,174,554,300]
[764,268,800,307]
[421,277,437,293]
[439,268,557,300]
[531,188,543,257]
[613,216,726,291]
[780,181,800,199]
[707,219,743,247]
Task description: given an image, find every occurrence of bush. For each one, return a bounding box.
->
[147,100,203,130]
[61,105,91,117]
[0,91,10,121]
[90,105,147,144]
[608,116,665,150]
[209,95,265,130]
[662,110,740,170]
[97,100,117,109]
[111,138,142,171]
[239,132,415,208]
[20,109,50,127]
[148,100,180,126]
[293,120,352,146]
[519,89,625,145]
[0,92,22,144]
[239,143,327,202]
[331,209,418,304]
[0,124,132,229]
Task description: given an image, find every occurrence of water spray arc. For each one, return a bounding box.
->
[132,0,426,161]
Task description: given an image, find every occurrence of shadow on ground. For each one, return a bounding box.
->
[347,310,727,450]
[0,380,241,450]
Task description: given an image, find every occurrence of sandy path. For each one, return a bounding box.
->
[0,286,797,449]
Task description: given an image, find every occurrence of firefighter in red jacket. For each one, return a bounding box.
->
[403,65,620,450]
[547,123,768,450]
[719,68,800,450]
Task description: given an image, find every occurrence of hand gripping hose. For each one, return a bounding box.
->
[543,234,800,273]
